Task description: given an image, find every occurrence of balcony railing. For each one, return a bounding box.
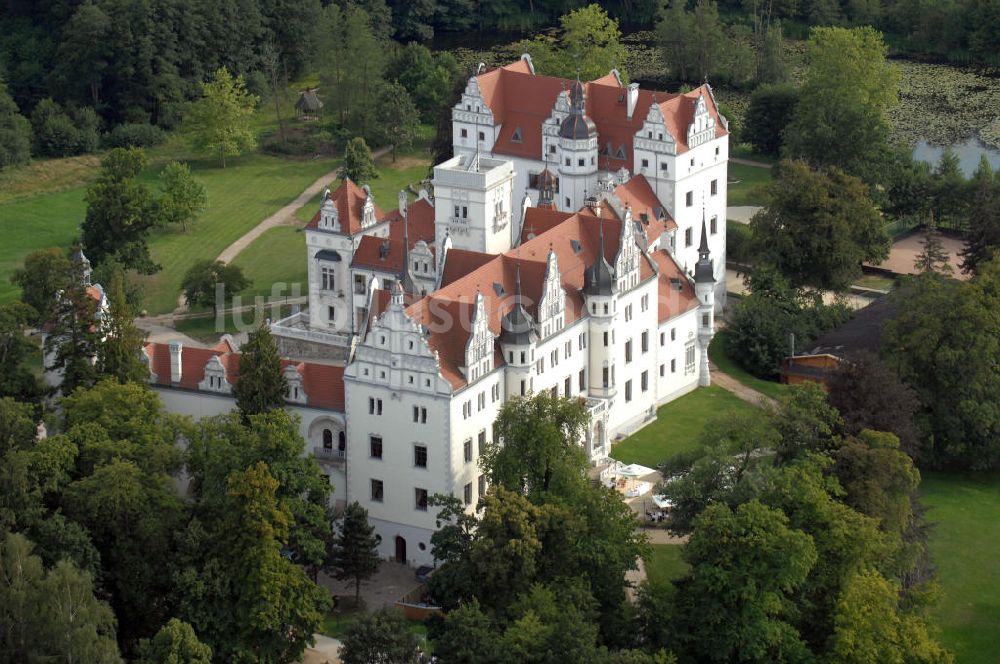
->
[313,446,346,465]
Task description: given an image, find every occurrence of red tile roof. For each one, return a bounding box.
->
[143,342,345,412]
[440,248,497,288]
[386,197,436,246]
[352,237,406,274]
[474,61,727,167]
[304,178,386,236]
[650,250,700,323]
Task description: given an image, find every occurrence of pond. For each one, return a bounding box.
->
[912,137,1000,176]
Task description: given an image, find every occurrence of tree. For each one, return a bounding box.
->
[482,392,589,499]
[784,27,899,183]
[186,410,330,568]
[757,22,788,85]
[136,618,212,664]
[914,217,953,275]
[882,263,1000,469]
[659,0,694,81]
[375,81,419,162]
[0,77,31,169]
[390,43,462,123]
[82,147,159,273]
[930,148,967,229]
[689,0,728,82]
[827,569,953,664]
[29,98,96,157]
[670,501,817,663]
[340,608,419,664]
[174,462,329,662]
[431,599,503,664]
[658,0,728,83]
[180,259,250,315]
[259,41,287,148]
[960,157,999,276]
[517,5,628,81]
[743,84,797,156]
[751,160,890,290]
[0,531,122,664]
[44,259,99,395]
[233,323,287,420]
[332,501,381,605]
[96,270,148,384]
[826,351,921,458]
[188,67,258,168]
[0,302,40,402]
[342,137,378,183]
[11,247,72,326]
[156,162,207,232]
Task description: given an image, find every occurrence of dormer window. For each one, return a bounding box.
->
[283,365,307,404]
[511,127,523,143]
[320,198,339,230]
[199,356,231,394]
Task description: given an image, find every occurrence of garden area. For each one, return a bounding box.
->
[726,161,772,207]
[643,544,688,588]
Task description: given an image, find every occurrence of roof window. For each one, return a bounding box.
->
[511,127,523,143]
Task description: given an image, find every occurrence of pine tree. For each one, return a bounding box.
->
[44,253,99,395]
[332,501,381,604]
[96,270,148,383]
[914,216,953,276]
[342,137,378,183]
[232,323,286,420]
[960,157,1000,276]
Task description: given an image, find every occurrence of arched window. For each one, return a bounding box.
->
[323,429,333,450]
[338,431,346,451]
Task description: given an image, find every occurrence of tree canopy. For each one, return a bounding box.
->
[188,68,258,168]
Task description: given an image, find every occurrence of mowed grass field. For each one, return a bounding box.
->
[643,544,688,587]
[232,225,308,300]
[610,385,757,468]
[727,162,772,207]
[1,153,339,314]
[921,472,1000,664]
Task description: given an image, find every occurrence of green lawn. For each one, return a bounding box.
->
[232,226,308,300]
[610,386,758,468]
[0,188,88,304]
[921,472,1000,664]
[727,162,772,207]
[643,544,688,587]
[854,274,896,291]
[709,330,789,400]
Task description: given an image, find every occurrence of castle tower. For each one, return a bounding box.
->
[556,79,598,212]
[432,154,515,254]
[499,267,538,398]
[583,219,616,398]
[694,217,716,387]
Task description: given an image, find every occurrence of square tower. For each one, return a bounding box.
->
[433,154,515,255]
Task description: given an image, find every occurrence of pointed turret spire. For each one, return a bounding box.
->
[584,219,615,296]
[698,210,710,257]
[500,262,537,346]
[695,213,714,284]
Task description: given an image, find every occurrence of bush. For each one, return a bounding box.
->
[71,106,100,153]
[103,122,165,148]
[30,98,100,157]
[727,223,753,263]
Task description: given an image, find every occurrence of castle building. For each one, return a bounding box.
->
[137,58,727,566]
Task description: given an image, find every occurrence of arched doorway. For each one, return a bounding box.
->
[338,430,346,453]
[394,535,406,564]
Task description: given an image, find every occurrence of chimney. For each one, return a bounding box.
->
[626,83,640,120]
[169,341,183,384]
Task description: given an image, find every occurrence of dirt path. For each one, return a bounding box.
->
[709,361,777,407]
[173,145,393,311]
[730,157,773,169]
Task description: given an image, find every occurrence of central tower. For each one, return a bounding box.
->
[556,80,598,212]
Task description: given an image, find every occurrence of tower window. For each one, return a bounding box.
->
[685,228,693,247]
[711,179,718,195]
[685,191,693,207]
[641,158,649,168]
[478,131,485,141]
[578,158,584,167]
[711,216,718,234]
[461,128,468,138]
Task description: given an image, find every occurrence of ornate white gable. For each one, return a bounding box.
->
[464,292,495,382]
[687,93,716,148]
[198,355,232,394]
[537,249,565,337]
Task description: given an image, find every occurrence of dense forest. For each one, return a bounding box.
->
[1,0,997,143]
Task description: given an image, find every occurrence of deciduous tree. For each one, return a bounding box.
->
[374,81,419,162]
[96,270,148,384]
[188,67,258,168]
[180,259,249,315]
[156,162,207,232]
[44,259,99,395]
[743,84,797,156]
[342,137,378,183]
[136,618,212,664]
[0,303,40,402]
[82,147,158,273]
[0,77,31,169]
[750,160,890,290]
[10,247,71,326]
[340,607,419,664]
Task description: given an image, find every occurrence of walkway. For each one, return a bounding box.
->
[709,361,776,407]
[730,157,773,169]
[727,205,762,224]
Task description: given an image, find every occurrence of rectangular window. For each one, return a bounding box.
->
[328,306,336,323]
[685,228,693,247]
[520,380,526,396]
[536,358,544,374]
[369,397,375,414]
[478,131,485,141]
[578,158,585,167]
[464,439,473,463]
[625,380,632,402]
[641,294,649,312]
[551,349,558,367]
[421,407,427,423]
[659,364,665,377]
[625,340,633,363]
[641,331,649,353]
[711,179,718,196]
[478,474,486,498]
[371,479,383,502]
[686,191,693,207]
[710,216,718,235]
[369,436,383,459]
[478,430,486,456]
[671,359,677,373]
[460,128,468,138]
[641,158,649,168]
[464,482,473,505]
[321,266,335,291]
[671,328,676,341]
[660,332,665,346]
[565,376,571,396]
[565,341,572,359]
[685,342,696,374]
[414,445,427,468]
[580,333,587,349]
[603,332,609,347]
[602,367,609,388]
[415,488,428,511]
[412,406,419,422]
[579,369,586,392]
[641,370,649,392]
[703,314,709,327]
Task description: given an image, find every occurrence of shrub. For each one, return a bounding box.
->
[30,98,101,157]
[103,123,165,148]
[727,223,753,263]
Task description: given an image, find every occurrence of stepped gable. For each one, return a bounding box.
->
[402,204,666,390]
[305,178,386,236]
[142,341,345,411]
[474,61,727,166]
